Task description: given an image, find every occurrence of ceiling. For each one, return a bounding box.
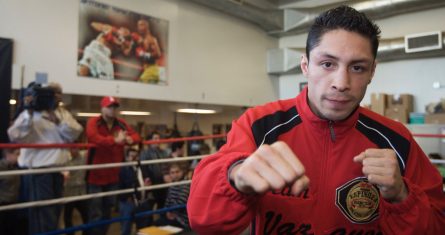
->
[241,0,348,9]
[188,0,445,36]
[188,0,445,74]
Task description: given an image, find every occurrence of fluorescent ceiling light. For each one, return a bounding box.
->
[9,99,17,105]
[120,111,151,116]
[77,112,100,117]
[177,108,216,114]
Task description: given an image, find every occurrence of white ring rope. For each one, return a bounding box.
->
[1,155,443,178]
[0,180,191,212]
[0,155,206,177]
[0,150,443,212]
[430,159,445,164]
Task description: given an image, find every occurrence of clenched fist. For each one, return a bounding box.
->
[229,141,309,195]
[353,148,408,203]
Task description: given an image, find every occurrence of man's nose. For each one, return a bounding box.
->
[331,67,351,92]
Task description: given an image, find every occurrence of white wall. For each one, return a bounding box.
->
[0,0,278,107]
[365,57,445,112]
[278,7,445,112]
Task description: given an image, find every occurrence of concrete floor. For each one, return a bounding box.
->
[64,208,198,235]
[64,207,250,235]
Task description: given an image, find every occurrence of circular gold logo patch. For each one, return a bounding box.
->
[336,177,380,224]
[346,181,379,222]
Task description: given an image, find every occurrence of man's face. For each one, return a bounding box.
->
[101,105,118,119]
[126,150,139,161]
[5,149,19,163]
[150,133,160,148]
[137,20,148,34]
[54,90,62,103]
[175,146,184,156]
[169,166,184,182]
[301,29,376,121]
[115,27,131,45]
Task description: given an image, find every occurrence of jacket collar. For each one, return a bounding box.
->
[97,116,119,128]
[296,87,360,137]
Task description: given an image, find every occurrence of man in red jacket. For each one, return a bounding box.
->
[188,5,445,235]
[86,96,141,235]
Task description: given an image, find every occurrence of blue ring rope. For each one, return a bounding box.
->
[37,204,186,235]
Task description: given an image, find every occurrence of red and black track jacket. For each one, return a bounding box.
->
[86,116,141,185]
[188,88,445,235]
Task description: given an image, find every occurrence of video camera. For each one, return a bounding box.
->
[24,83,57,111]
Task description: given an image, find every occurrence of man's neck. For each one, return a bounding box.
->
[102,116,115,128]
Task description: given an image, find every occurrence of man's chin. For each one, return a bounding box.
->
[320,110,352,121]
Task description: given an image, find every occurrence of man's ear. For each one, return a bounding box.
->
[301,54,309,77]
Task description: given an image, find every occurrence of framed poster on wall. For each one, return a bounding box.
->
[77,0,169,85]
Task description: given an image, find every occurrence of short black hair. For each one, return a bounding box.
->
[125,147,138,156]
[306,5,381,59]
[146,131,161,141]
[169,163,182,171]
[171,141,184,152]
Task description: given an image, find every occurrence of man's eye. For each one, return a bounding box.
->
[321,62,333,68]
[352,65,364,72]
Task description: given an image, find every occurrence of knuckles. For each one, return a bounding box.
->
[270,178,286,190]
[240,141,307,194]
[270,141,286,149]
[283,171,298,184]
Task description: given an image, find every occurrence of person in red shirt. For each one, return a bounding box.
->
[187,5,445,235]
[86,96,141,235]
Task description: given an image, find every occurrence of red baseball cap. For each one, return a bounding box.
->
[100,96,120,108]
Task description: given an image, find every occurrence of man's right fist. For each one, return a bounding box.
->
[229,141,309,195]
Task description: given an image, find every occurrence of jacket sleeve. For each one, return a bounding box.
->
[187,117,261,234]
[165,188,173,207]
[56,108,83,143]
[379,137,445,235]
[86,117,115,146]
[122,120,141,143]
[7,111,33,143]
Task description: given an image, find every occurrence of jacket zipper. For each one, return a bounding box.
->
[317,121,335,232]
[328,120,336,142]
[313,122,332,233]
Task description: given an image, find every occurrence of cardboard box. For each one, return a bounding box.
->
[385,107,408,124]
[424,113,445,124]
[388,94,413,113]
[371,93,388,116]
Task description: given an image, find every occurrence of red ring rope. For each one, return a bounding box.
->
[0,134,226,149]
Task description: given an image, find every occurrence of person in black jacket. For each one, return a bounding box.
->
[0,148,22,235]
[118,148,152,235]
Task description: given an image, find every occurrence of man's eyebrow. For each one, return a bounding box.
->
[316,53,339,60]
[317,53,373,64]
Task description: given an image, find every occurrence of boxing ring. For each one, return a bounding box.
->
[0,134,224,235]
[0,133,443,235]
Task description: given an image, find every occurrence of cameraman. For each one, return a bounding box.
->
[7,82,83,234]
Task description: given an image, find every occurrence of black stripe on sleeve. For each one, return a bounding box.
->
[356,114,410,175]
[251,106,301,147]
